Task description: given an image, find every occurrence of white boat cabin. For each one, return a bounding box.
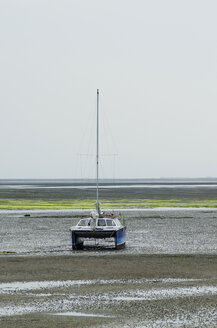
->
[76,217,122,229]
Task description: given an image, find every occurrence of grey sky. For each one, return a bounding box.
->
[0,0,217,179]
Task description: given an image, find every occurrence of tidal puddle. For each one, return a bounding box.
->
[0,278,202,294]
[0,280,95,294]
[0,278,215,317]
[52,312,114,317]
[114,285,217,301]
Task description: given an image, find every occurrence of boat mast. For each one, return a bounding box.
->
[96,89,99,214]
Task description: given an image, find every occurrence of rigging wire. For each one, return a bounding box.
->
[75,99,95,180]
[100,99,120,181]
[74,91,121,183]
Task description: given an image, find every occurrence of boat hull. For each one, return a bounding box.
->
[115,227,126,249]
[71,227,126,250]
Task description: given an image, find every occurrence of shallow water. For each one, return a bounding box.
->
[2,183,217,189]
[52,312,114,317]
[0,278,202,295]
[1,208,217,255]
[0,278,216,315]
[1,276,217,328]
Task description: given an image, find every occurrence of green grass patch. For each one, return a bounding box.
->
[0,250,16,254]
[0,198,217,209]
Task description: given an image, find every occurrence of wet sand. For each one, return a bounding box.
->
[1,181,217,327]
[1,254,217,327]
[1,254,217,282]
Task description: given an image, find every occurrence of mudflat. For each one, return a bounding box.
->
[1,181,217,327]
[1,254,217,327]
[1,254,217,282]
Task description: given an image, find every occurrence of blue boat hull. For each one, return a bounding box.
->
[115,227,126,249]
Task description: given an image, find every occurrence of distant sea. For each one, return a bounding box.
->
[1,178,217,185]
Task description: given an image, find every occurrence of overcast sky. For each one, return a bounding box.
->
[0,0,217,179]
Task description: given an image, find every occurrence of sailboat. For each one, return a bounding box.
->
[70,89,126,250]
